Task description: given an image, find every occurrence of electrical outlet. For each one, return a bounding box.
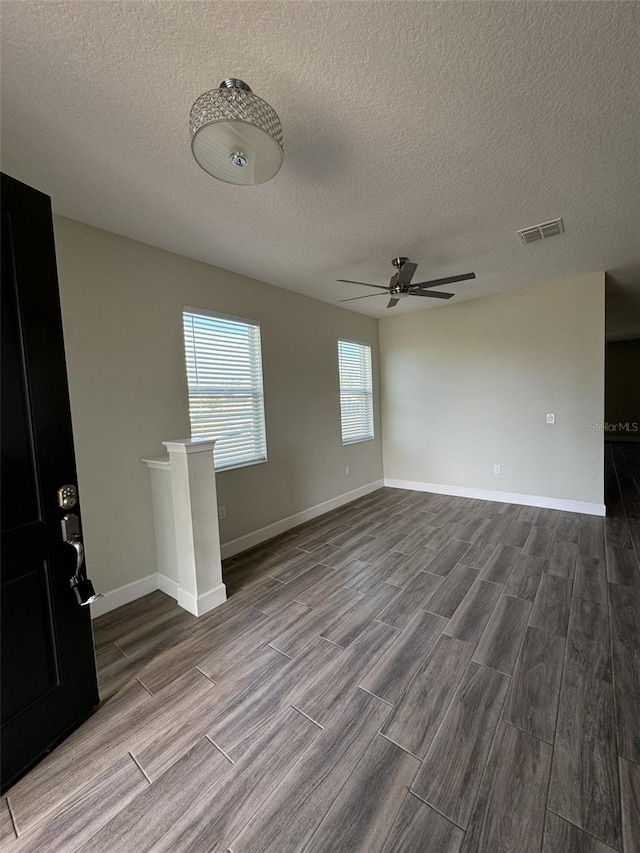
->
[493,464,501,475]
[345,465,351,476]
[218,505,227,520]
[546,413,555,424]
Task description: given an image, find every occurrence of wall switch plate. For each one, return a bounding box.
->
[345,465,351,476]
[546,413,555,424]
[218,505,227,520]
[493,464,501,475]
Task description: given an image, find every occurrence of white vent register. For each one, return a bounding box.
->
[517,218,564,245]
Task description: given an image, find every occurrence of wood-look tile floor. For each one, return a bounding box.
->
[3,443,640,852]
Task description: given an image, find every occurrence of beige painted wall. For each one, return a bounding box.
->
[605,339,640,440]
[379,273,605,506]
[53,216,382,594]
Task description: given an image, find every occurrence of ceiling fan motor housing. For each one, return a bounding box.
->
[390,283,409,296]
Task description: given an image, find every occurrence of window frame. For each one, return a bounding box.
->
[337,338,375,446]
[182,305,268,472]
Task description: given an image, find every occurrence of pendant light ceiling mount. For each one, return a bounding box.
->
[189,78,283,186]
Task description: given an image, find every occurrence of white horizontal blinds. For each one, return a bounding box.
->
[338,340,374,444]
[183,311,267,470]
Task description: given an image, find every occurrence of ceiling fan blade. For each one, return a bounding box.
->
[338,293,386,302]
[337,280,389,291]
[396,262,418,286]
[410,290,454,299]
[412,272,476,289]
[387,297,399,309]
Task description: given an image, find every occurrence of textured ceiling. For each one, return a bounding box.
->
[1,1,639,331]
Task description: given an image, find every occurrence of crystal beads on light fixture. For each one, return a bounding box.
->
[189,79,283,185]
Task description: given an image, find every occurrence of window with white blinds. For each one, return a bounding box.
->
[337,340,374,444]
[183,309,267,470]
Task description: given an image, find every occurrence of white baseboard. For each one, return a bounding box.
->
[176,582,227,617]
[157,573,179,600]
[89,573,159,618]
[89,473,604,621]
[90,571,226,619]
[220,479,385,560]
[90,480,384,618]
[383,479,606,517]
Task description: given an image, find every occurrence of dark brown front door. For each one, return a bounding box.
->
[1,173,99,792]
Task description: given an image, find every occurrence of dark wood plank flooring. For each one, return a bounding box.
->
[4,442,640,851]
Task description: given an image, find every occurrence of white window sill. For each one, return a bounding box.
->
[342,436,375,446]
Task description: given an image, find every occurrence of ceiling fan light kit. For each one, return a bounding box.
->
[189,79,283,185]
[338,257,476,309]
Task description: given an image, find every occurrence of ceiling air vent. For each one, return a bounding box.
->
[517,217,564,245]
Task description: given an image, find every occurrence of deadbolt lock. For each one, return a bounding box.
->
[57,484,78,510]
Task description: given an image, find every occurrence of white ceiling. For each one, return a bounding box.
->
[1,1,639,329]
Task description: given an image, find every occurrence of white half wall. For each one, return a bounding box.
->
[379,273,605,509]
[54,216,382,597]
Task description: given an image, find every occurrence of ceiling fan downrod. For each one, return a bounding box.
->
[391,256,409,270]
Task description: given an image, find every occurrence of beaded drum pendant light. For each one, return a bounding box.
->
[189,79,283,185]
